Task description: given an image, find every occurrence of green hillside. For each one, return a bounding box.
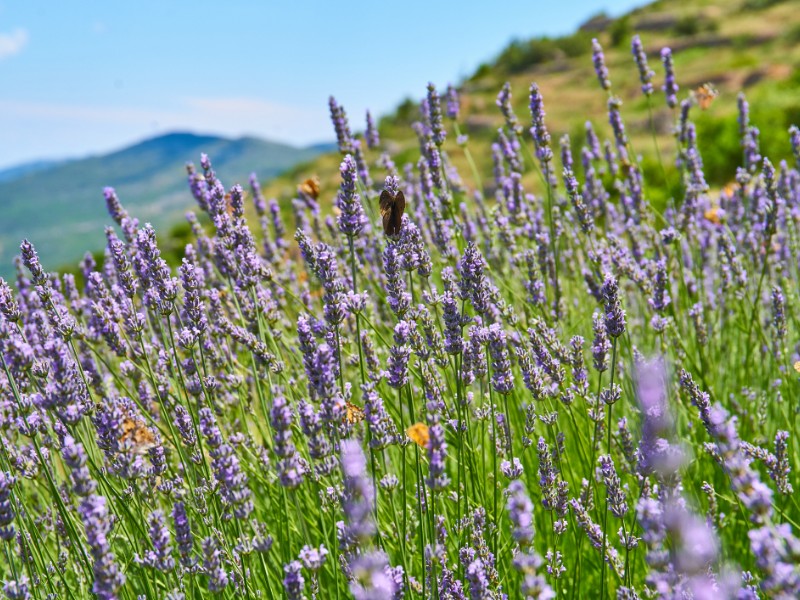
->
[261,0,800,208]
[0,132,328,279]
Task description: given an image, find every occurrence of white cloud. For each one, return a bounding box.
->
[0,28,28,60]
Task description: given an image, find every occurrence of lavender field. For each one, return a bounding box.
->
[0,34,798,599]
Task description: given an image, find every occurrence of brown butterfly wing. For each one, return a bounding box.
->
[299,177,320,200]
[392,191,405,232]
[308,177,320,199]
[344,401,365,425]
[380,190,406,236]
[380,190,394,235]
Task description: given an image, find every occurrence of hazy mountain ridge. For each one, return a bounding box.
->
[0,132,331,279]
[0,159,72,183]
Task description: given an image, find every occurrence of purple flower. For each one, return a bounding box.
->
[427,422,449,491]
[501,457,524,480]
[515,553,554,599]
[737,92,750,138]
[631,35,654,96]
[353,139,372,188]
[386,321,413,389]
[772,285,787,342]
[365,110,380,149]
[137,510,176,572]
[598,455,628,518]
[466,559,490,600]
[442,291,466,355]
[339,440,376,551]
[329,96,354,154]
[172,501,195,569]
[769,431,793,494]
[636,357,683,476]
[592,38,611,90]
[0,472,16,542]
[299,544,329,572]
[486,324,514,394]
[19,239,46,286]
[748,524,800,597]
[459,243,491,316]
[497,82,521,135]
[199,408,253,519]
[79,495,126,600]
[105,229,138,298]
[427,82,446,147]
[362,382,399,451]
[790,124,800,169]
[133,224,179,315]
[497,128,522,173]
[202,536,228,592]
[607,97,628,153]
[648,259,671,313]
[601,275,626,338]
[270,391,306,489]
[395,219,432,277]
[529,84,553,164]
[61,435,96,498]
[0,279,20,323]
[507,480,535,546]
[564,167,593,233]
[446,84,460,120]
[349,551,397,600]
[383,244,411,317]
[2,577,29,600]
[179,259,207,334]
[537,437,558,511]
[660,47,679,108]
[283,561,305,600]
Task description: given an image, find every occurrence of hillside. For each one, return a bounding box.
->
[0,132,330,279]
[260,0,800,210]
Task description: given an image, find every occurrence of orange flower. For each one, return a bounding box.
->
[406,422,430,449]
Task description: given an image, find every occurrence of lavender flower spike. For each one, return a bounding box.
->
[660,47,679,108]
[365,110,380,149]
[601,275,626,338]
[592,38,611,90]
[631,35,654,96]
[336,154,366,237]
[427,82,447,146]
[79,494,126,600]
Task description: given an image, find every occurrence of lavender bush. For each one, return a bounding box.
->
[0,35,798,600]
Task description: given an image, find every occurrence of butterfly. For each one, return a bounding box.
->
[118,416,158,455]
[704,206,721,224]
[380,189,405,236]
[691,84,718,110]
[299,177,320,200]
[344,401,365,426]
[406,422,429,449]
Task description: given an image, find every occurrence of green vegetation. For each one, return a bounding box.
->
[0,133,329,280]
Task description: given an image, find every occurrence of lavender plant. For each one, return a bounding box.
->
[0,32,798,600]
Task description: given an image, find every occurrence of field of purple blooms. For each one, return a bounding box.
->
[0,34,799,599]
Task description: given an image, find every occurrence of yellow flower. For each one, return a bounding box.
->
[793,361,800,374]
[406,422,430,449]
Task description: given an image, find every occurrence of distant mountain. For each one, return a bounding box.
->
[0,132,328,279]
[0,159,71,183]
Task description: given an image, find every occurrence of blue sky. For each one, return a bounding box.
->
[0,1,645,169]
